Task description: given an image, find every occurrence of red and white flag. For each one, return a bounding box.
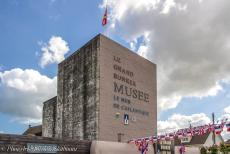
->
[207,124,214,133]
[144,137,150,143]
[169,133,175,140]
[159,135,165,141]
[226,122,230,132]
[214,125,223,135]
[194,127,200,135]
[138,139,148,154]
[186,129,193,137]
[102,6,107,26]
[152,136,158,142]
[177,131,183,139]
[198,127,205,135]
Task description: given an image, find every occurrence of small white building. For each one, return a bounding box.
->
[174,132,224,154]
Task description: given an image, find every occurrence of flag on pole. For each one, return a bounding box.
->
[144,137,150,142]
[208,124,214,133]
[102,6,107,26]
[159,135,166,141]
[165,134,170,141]
[226,122,230,132]
[214,125,223,135]
[198,127,205,135]
[169,133,175,140]
[152,136,158,142]
[186,129,193,137]
[177,131,183,139]
[138,139,148,154]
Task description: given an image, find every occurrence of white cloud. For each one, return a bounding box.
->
[0,131,4,133]
[222,127,230,141]
[161,0,176,14]
[224,105,230,114]
[101,0,230,111]
[39,36,69,68]
[158,113,211,134]
[220,105,230,140]
[0,68,57,123]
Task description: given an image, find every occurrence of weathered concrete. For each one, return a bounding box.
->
[43,34,157,142]
[42,96,57,137]
[56,36,100,140]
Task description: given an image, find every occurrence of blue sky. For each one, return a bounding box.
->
[0,0,132,134]
[0,0,230,140]
[0,0,106,134]
[0,0,103,75]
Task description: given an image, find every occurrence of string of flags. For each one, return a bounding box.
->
[128,119,230,153]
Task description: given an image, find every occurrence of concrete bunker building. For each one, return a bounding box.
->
[42,34,157,142]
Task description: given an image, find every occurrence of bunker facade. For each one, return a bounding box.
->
[42,34,157,142]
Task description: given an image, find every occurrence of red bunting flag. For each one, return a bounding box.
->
[199,127,205,135]
[186,129,193,137]
[138,139,148,154]
[169,133,175,140]
[177,131,183,139]
[226,122,230,132]
[102,6,107,26]
[159,135,166,141]
[128,120,230,153]
[152,136,157,142]
[214,125,223,135]
[208,124,214,133]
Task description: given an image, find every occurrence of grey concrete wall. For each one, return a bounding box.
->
[42,96,57,137]
[55,36,100,140]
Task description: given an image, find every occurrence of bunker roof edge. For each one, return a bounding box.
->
[58,33,156,66]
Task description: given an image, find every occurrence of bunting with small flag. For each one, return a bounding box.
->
[214,125,223,135]
[138,139,148,154]
[186,128,193,137]
[128,119,230,154]
[169,133,175,140]
[226,122,230,132]
[152,136,158,142]
[198,126,205,135]
[176,130,184,139]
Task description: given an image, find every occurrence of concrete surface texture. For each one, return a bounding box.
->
[43,34,157,142]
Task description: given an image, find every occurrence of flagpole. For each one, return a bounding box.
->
[101,3,108,37]
[154,129,157,154]
[212,112,216,145]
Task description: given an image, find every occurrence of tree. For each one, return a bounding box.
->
[219,143,230,154]
[209,145,218,154]
[200,146,207,154]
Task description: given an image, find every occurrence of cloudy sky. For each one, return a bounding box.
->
[0,0,230,140]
